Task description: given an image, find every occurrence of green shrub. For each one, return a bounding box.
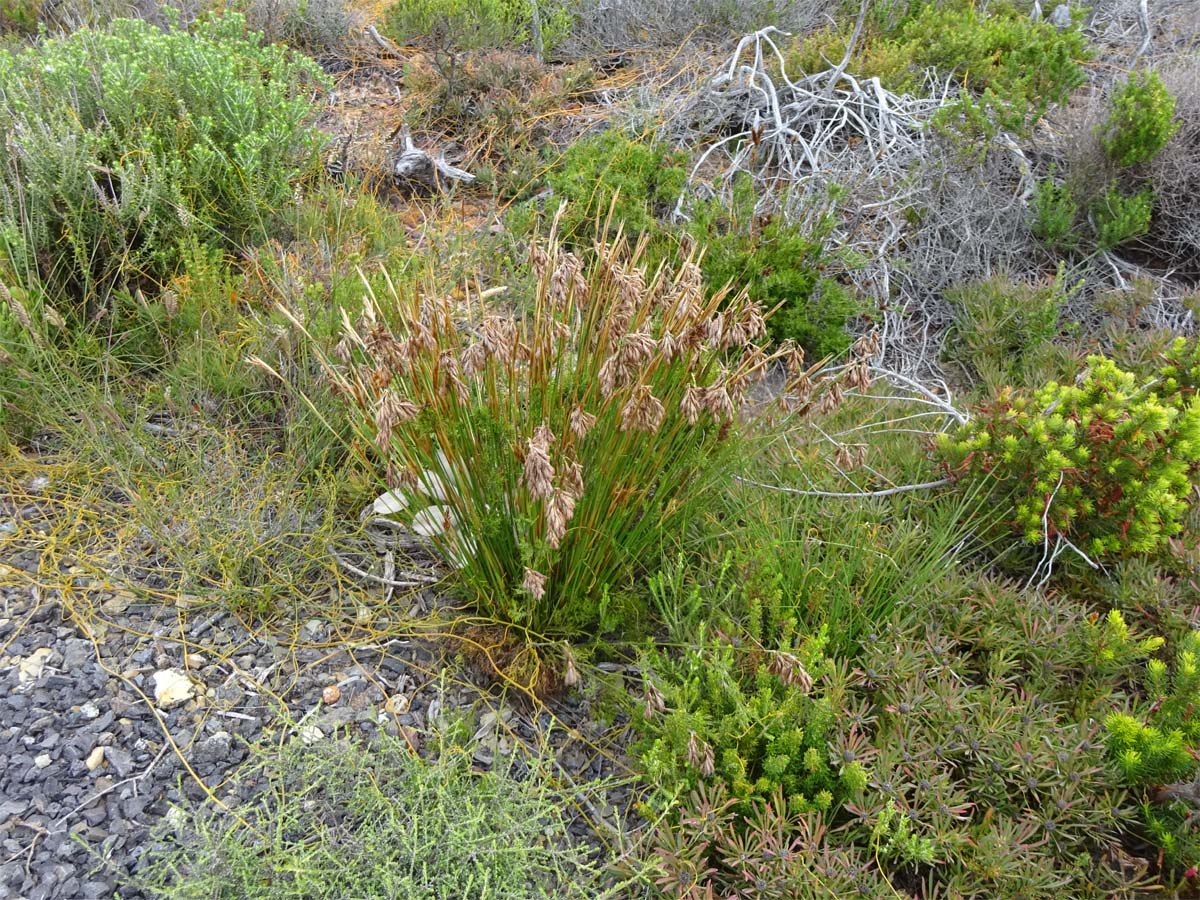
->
[943,272,1070,391]
[790,0,1089,139]
[0,0,39,34]
[546,136,855,356]
[1100,70,1180,168]
[1157,336,1200,400]
[939,356,1200,561]
[1093,184,1154,250]
[637,615,852,816]
[1031,173,1081,252]
[135,731,598,899]
[0,14,329,317]
[384,0,570,58]
[915,2,1086,136]
[305,236,777,644]
[647,784,891,900]
[686,177,855,358]
[546,130,688,249]
[1107,629,1200,869]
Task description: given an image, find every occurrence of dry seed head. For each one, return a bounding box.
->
[784,342,806,376]
[768,651,814,693]
[481,315,517,359]
[364,324,394,361]
[704,382,735,422]
[437,351,462,398]
[522,567,548,602]
[562,643,579,687]
[704,312,726,349]
[569,407,596,440]
[530,242,550,279]
[817,381,844,416]
[374,390,419,449]
[621,384,666,433]
[853,329,881,360]
[643,680,666,719]
[681,385,704,425]
[598,356,628,398]
[545,488,576,549]
[658,331,681,362]
[334,335,353,364]
[786,371,814,404]
[678,260,703,296]
[740,305,767,341]
[619,331,657,369]
[2,284,32,332]
[834,444,868,471]
[700,743,715,777]
[368,364,393,392]
[563,457,585,500]
[550,251,583,309]
[687,731,702,767]
[842,360,871,393]
[522,425,556,500]
[461,340,488,376]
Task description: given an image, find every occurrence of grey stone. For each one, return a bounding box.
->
[105,747,134,779]
[82,805,106,827]
[61,639,94,671]
[0,861,24,887]
[193,731,232,765]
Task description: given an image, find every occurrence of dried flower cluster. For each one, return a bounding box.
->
[307,229,814,637]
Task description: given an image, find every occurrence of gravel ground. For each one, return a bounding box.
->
[0,471,633,900]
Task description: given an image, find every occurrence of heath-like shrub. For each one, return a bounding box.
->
[790,0,1088,139]
[385,0,570,59]
[943,271,1070,391]
[546,130,688,249]
[1093,184,1154,250]
[1100,70,1180,168]
[637,620,854,817]
[1031,173,1081,252]
[0,15,328,312]
[306,232,780,640]
[686,177,855,358]
[939,356,1200,561]
[648,784,891,900]
[1107,630,1200,870]
[846,590,1138,898]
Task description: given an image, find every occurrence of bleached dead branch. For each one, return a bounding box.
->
[668,26,944,219]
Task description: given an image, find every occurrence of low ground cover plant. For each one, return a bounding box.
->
[942,271,1073,392]
[134,731,600,899]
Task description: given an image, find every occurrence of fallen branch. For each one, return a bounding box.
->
[392,126,476,195]
[736,475,953,499]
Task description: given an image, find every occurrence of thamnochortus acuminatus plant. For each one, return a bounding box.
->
[303,230,842,639]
